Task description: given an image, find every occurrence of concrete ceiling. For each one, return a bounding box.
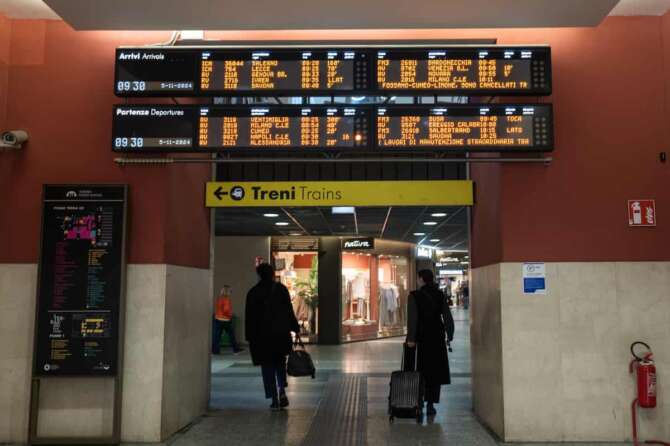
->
[2,0,669,27]
[0,0,623,29]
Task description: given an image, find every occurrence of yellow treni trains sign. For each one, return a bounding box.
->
[205,181,473,207]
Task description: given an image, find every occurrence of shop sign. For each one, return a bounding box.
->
[342,238,374,250]
[417,246,433,258]
[523,262,546,295]
[205,180,474,207]
[628,199,656,227]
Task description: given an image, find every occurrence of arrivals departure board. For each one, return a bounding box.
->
[34,185,127,376]
[115,46,550,96]
[376,105,552,151]
[376,47,550,95]
[200,50,367,93]
[198,106,368,149]
[112,104,553,152]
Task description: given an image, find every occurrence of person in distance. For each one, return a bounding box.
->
[245,263,300,411]
[406,269,455,416]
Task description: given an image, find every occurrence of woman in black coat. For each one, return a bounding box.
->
[406,269,455,416]
[245,263,300,410]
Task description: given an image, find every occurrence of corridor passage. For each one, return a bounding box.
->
[163,309,490,446]
[159,310,629,446]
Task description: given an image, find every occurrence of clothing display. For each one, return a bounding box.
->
[272,251,319,342]
[378,283,400,326]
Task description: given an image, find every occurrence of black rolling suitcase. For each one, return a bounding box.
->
[388,344,424,423]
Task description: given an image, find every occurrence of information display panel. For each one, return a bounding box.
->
[112,105,370,152]
[115,49,197,95]
[376,47,551,95]
[200,49,368,94]
[34,185,127,376]
[113,106,197,151]
[198,106,369,150]
[114,46,551,97]
[376,105,553,151]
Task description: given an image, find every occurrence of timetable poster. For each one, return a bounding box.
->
[34,185,127,376]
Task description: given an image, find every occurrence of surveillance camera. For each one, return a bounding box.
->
[1,130,28,148]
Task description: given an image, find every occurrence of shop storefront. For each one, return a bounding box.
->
[272,237,319,343]
[340,238,414,342]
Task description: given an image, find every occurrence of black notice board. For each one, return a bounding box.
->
[34,185,128,376]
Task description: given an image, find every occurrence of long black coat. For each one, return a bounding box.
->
[407,284,455,385]
[245,280,300,366]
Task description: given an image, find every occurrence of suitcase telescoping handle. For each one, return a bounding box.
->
[402,343,418,372]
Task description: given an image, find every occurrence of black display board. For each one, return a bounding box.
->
[34,185,127,376]
[114,46,551,97]
[112,104,553,152]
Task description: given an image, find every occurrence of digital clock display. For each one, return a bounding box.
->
[112,106,195,151]
[376,105,553,150]
[114,46,551,96]
[115,50,196,94]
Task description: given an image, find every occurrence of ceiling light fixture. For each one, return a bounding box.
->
[275,222,290,226]
[332,207,356,215]
[263,213,279,218]
[413,232,426,236]
[423,221,438,226]
[431,213,447,217]
[430,239,440,243]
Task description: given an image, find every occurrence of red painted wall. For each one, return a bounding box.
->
[0,20,210,268]
[1,16,668,267]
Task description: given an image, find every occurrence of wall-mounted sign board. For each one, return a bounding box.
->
[205,180,474,207]
[115,46,551,97]
[112,104,553,152]
[34,185,127,376]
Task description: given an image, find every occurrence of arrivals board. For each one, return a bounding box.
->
[34,185,127,376]
[115,46,550,96]
[376,105,553,151]
[112,104,553,152]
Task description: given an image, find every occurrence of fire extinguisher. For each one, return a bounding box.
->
[629,341,670,446]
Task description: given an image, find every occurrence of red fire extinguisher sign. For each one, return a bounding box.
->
[628,200,656,227]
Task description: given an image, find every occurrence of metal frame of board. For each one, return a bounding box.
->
[28,184,129,445]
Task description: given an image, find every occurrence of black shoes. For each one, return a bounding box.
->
[426,403,437,416]
[270,400,281,411]
[279,394,289,408]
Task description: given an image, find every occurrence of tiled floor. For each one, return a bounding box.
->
[160,309,630,446]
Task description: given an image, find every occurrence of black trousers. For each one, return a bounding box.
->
[403,344,442,404]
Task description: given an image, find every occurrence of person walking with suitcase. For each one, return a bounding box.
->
[406,269,455,416]
[245,263,301,411]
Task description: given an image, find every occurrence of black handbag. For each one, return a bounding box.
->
[287,337,316,379]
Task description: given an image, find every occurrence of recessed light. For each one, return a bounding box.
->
[275,222,290,226]
[423,221,438,226]
[431,213,447,217]
[430,239,440,243]
[332,207,355,214]
[263,213,279,218]
[289,232,302,236]
[413,232,425,236]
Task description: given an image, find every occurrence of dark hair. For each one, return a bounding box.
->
[417,269,435,284]
[256,263,275,281]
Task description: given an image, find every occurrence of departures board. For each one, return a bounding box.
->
[115,46,551,96]
[112,104,553,152]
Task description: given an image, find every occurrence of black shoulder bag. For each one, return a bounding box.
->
[287,336,316,379]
